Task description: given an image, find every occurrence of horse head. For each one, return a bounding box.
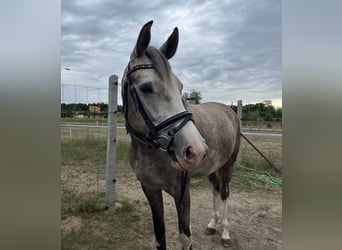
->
[122,20,208,170]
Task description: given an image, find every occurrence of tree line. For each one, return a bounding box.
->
[61,103,119,118]
[61,99,281,122]
[182,91,281,122]
[231,100,282,122]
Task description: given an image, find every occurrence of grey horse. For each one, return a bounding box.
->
[121,20,240,250]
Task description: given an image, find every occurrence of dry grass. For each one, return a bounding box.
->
[241,134,282,171]
[61,128,151,249]
[61,125,282,249]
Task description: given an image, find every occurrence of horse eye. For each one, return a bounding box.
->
[139,82,153,94]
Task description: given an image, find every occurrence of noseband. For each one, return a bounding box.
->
[123,63,194,162]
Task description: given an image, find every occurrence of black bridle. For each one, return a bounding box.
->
[123,63,194,162]
[123,62,191,207]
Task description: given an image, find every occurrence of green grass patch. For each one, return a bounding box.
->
[61,187,153,250]
[62,187,105,216]
[116,197,136,214]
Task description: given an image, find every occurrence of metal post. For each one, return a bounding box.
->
[237,100,242,162]
[105,75,118,209]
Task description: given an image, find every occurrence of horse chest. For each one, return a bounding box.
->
[129,149,177,188]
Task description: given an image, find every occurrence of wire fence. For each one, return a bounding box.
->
[60,82,282,210]
[61,83,108,104]
[61,125,137,205]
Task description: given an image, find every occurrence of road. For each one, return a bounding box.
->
[61,123,282,137]
[241,130,282,137]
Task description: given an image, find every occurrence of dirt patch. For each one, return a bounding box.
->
[116,178,282,250]
[61,215,82,236]
[62,163,282,249]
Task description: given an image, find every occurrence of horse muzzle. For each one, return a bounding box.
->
[170,125,208,170]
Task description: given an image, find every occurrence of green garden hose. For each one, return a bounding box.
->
[234,162,282,186]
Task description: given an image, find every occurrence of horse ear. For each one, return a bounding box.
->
[160,27,179,60]
[132,20,153,58]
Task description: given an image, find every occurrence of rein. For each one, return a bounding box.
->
[123,63,193,162]
[179,170,188,210]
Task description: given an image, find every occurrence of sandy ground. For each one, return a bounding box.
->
[115,177,282,250]
[62,164,282,250]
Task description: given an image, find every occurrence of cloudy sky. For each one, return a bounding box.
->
[61,0,281,107]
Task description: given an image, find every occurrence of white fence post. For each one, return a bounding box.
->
[105,75,118,209]
[237,100,242,163]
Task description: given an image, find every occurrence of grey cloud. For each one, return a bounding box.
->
[61,0,281,105]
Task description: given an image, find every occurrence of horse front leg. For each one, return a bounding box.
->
[141,184,166,250]
[175,185,192,250]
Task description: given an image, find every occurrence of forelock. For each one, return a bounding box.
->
[145,47,171,81]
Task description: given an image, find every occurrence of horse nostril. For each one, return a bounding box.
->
[184,144,207,164]
[203,151,207,160]
[185,146,194,160]
[203,145,208,158]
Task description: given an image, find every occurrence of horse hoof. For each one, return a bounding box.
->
[221,238,232,248]
[205,227,216,235]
